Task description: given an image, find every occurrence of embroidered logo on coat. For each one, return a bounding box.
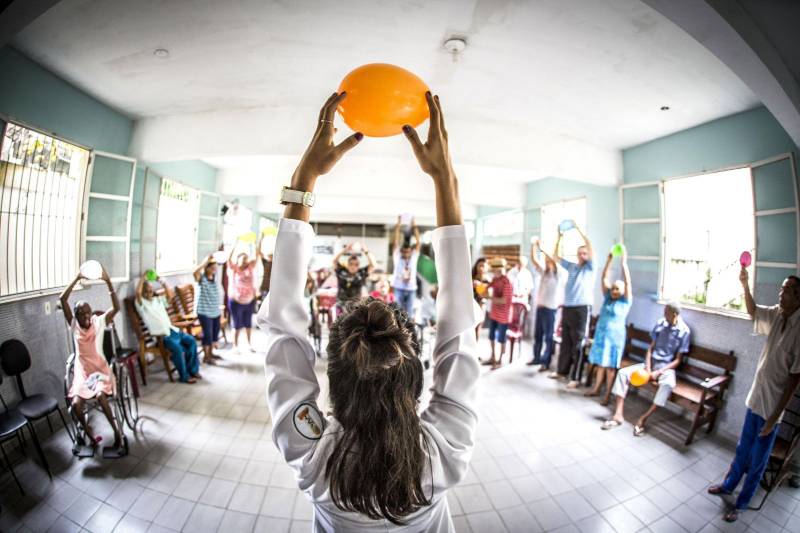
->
[293,402,324,440]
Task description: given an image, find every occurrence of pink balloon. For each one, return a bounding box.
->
[740,251,752,268]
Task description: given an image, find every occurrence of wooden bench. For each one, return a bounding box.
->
[621,324,736,445]
[124,297,176,384]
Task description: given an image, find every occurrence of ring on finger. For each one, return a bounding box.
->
[320,119,334,124]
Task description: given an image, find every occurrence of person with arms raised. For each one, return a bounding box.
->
[259,91,480,531]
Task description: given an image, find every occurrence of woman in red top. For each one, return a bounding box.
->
[480,257,513,370]
[227,244,262,352]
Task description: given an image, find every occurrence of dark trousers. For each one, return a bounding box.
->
[533,307,557,367]
[722,408,779,509]
[556,305,590,380]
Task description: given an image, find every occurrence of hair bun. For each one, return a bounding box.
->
[341,300,416,380]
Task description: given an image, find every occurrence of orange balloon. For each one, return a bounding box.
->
[337,64,430,137]
[630,368,651,387]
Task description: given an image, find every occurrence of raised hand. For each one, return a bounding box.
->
[739,267,749,287]
[402,92,454,181]
[293,92,363,187]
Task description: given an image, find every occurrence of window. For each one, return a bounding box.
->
[482,211,523,238]
[156,179,199,273]
[0,122,89,300]
[662,168,754,311]
[222,200,253,247]
[540,197,587,262]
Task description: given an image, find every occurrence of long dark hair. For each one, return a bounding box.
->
[471,257,487,280]
[325,298,430,524]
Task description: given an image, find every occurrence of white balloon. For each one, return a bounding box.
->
[79,260,103,280]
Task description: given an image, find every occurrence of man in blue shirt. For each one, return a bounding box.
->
[602,302,691,435]
[549,223,595,387]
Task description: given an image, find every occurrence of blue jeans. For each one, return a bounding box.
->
[487,319,509,343]
[533,307,557,367]
[722,408,779,509]
[162,330,199,382]
[395,288,416,316]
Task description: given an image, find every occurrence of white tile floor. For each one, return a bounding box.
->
[2,327,800,533]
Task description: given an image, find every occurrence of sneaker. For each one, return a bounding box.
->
[547,372,561,379]
[538,366,550,373]
[567,380,579,389]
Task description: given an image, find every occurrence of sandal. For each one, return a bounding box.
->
[480,358,497,367]
[723,509,739,522]
[633,425,646,437]
[601,420,622,430]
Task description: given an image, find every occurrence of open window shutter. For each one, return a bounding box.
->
[197,191,221,261]
[140,168,162,273]
[82,151,136,281]
[620,182,661,297]
[751,153,799,305]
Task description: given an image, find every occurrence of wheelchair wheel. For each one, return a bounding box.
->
[116,362,139,431]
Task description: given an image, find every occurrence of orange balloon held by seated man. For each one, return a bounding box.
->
[337,63,430,137]
[630,367,651,387]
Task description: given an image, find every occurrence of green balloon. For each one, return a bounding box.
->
[417,255,437,284]
[611,243,626,257]
[145,269,158,281]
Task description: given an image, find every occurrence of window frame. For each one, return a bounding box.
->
[620,152,799,318]
[80,150,137,284]
[0,115,91,303]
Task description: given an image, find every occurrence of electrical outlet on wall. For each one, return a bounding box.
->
[44,301,52,315]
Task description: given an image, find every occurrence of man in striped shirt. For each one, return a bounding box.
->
[481,257,514,370]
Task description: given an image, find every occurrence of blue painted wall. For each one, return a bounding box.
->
[624,106,798,184]
[0,47,132,154]
[147,160,218,193]
[622,106,799,441]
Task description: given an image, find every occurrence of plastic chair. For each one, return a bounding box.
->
[0,372,29,494]
[0,339,69,478]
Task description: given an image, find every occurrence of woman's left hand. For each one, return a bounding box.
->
[293,92,363,189]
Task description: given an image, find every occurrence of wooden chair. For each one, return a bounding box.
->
[620,323,736,445]
[506,302,529,363]
[124,297,176,384]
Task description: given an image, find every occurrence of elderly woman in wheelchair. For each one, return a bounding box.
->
[59,266,128,458]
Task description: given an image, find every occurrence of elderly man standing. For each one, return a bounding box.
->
[708,270,800,522]
[549,224,595,388]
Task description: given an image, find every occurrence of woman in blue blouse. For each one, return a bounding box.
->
[584,250,632,405]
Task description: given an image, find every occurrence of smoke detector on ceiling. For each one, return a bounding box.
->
[443,37,467,62]
[153,48,170,59]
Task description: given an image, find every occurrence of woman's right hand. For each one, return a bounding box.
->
[403,92,454,182]
[293,92,363,189]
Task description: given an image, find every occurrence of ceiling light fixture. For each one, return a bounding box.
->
[443,36,467,62]
[660,105,670,111]
[153,48,170,59]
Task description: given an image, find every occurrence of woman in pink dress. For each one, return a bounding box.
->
[59,266,125,456]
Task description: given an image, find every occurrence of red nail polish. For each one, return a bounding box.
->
[402,125,411,133]
[355,132,363,141]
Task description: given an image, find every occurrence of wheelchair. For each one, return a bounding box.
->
[63,318,138,459]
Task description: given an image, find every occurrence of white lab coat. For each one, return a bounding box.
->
[258,218,481,532]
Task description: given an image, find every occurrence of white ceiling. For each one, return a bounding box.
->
[12,0,760,219]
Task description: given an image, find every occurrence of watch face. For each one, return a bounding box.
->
[303,192,315,207]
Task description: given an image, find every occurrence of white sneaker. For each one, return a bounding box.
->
[567,380,579,389]
[547,372,561,379]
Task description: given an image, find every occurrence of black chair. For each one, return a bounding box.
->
[0,339,71,478]
[1,372,31,494]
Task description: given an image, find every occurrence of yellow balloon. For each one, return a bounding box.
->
[238,231,257,244]
[630,368,651,387]
[261,227,278,236]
